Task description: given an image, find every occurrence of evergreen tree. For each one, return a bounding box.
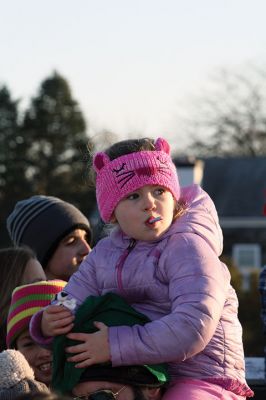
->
[21,71,95,216]
[0,86,30,246]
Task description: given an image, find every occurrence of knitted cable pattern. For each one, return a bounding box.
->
[0,350,34,389]
[93,137,180,222]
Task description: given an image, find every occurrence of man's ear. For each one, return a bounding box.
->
[142,387,162,400]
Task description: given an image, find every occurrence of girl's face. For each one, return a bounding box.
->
[22,258,46,284]
[114,185,175,241]
[16,329,53,385]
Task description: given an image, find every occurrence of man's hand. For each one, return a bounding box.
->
[41,304,74,337]
[66,321,110,368]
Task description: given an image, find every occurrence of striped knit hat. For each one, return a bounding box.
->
[6,280,66,348]
[6,195,92,267]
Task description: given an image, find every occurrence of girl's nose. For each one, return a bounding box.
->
[143,193,155,211]
[38,347,52,358]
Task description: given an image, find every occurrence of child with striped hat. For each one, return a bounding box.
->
[6,280,66,387]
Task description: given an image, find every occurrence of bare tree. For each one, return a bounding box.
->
[185,65,266,157]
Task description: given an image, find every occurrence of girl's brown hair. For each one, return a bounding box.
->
[0,246,37,352]
[105,137,156,160]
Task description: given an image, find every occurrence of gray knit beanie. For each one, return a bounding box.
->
[0,350,50,399]
[7,195,92,268]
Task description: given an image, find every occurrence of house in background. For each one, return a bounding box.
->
[174,156,204,187]
[175,156,266,288]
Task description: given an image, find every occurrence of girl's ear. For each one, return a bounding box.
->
[154,137,171,154]
[109,214,117,223]
[93,152,110,172]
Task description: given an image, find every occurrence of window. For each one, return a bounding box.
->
[232,244,261,290]
[232,244,261,270]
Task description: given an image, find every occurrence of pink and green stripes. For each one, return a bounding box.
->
[6,280,66,348]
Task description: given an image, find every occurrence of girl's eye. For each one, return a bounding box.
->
[155,188,165,195]
[127,193,139,200]
[22,341,34,348]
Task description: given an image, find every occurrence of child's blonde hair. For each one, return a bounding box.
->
[174,198,187,220]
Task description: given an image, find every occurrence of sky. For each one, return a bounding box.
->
[1,0,266,151]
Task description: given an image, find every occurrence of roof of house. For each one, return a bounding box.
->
[201,157,266,217]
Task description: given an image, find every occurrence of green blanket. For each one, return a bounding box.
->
[52,292,169,393]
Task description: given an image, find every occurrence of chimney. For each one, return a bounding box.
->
[173,156,204,187]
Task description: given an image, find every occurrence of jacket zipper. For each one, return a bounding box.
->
[116,239,136,294]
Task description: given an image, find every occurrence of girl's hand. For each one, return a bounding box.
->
[41,304,74,337]
[66,321,110,368]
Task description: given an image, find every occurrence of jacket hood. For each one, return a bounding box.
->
[173,184,223,256]
[109,184,223,256]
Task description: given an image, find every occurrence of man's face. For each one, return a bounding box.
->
[45,228,91,281]
[72,380,162,400]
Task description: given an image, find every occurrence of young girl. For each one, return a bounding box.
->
[7,280,67,386]
[0,246,46,352]
[30,137,253,399]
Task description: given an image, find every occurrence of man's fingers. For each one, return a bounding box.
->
[68,354,95,368]
[66,343,86,354]
[74,359,93,368]
[66,332,89,341]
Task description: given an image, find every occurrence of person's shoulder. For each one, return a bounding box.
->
[259,265,266,288]
[164,233,227,284]
[260,265,266,275]
[173,184,223,257]
[167,229,215,254]
[164,228,222,275]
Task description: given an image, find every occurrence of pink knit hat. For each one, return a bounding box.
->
[93,137,180,222]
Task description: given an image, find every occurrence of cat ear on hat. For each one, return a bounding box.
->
[155,137,171,154]
[93,152,110,172]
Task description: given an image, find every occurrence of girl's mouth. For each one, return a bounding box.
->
[39,362,52,372]
[146,216,162,225]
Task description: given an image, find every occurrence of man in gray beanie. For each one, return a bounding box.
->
[7,195,92,281]
[0,349,50,399]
